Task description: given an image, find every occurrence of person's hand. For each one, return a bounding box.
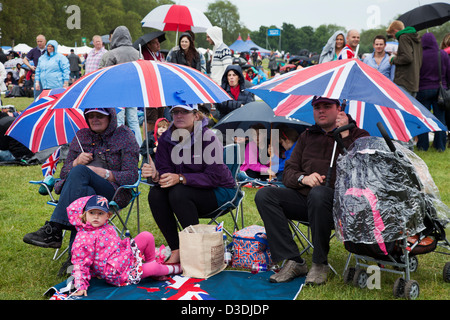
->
[141,162,159,182]
[301,172,325,187]
[159,173,181,188]
[72,289,87,296]
[336,111,349,138]
[74,152,93,166]
[35,82,40,91]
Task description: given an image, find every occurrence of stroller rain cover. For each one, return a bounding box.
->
[333,136,449,257]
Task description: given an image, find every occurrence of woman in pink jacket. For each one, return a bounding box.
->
[68,195,181,296]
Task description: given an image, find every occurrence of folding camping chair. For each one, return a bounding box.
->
[199,143,247,237]
[288,219,338,275]
[30,171,142,260]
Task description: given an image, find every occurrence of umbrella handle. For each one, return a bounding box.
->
[376,122,396,152]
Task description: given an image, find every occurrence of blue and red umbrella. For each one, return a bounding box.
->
[5,94,87,152]
[267,94,446,142]
[52,60,231,110]
[249,59,447,141]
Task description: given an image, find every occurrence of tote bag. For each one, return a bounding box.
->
[179,224,226,278]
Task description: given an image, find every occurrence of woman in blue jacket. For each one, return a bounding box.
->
[35,40,70,91]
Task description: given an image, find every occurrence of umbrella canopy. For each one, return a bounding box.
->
[213,101,311,134]
[267,94,447,142]
[249,58,428,122]
[141,4,212,33]
[5,94,88,152]
[52,60,231,110]
[398,2,450,31]
[132,31,166,51]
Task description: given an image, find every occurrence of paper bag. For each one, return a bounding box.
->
[179,224,226,278]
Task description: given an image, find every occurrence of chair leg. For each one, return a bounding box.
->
[53,230,69,261]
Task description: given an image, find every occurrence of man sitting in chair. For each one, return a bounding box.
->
[255,96,369,285]
[23,108,139,257]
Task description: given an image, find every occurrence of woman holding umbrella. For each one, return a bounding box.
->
[141,104,236,265]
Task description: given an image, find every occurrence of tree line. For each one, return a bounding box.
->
[1,0,448,57]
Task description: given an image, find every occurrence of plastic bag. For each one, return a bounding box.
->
[333,136,449,251]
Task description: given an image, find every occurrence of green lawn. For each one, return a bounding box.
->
[0,97,449,300]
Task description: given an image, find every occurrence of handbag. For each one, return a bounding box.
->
[437,50,450,111]
[231,225,272,269]
[179,224,226,278]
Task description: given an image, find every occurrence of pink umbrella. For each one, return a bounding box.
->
[141,4,212,33]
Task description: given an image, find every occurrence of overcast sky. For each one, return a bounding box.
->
[177,0,441,31]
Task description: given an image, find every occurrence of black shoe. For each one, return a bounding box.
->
[23,221,63,248]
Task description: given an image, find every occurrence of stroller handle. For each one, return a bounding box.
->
[376,122,396,152]
[333,123,356,152]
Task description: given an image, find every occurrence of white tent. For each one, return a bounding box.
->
[13,43,33,54]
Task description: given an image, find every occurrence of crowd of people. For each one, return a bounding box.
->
[5,20,449,294]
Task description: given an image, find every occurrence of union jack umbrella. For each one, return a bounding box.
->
[141,4,212,33]
[249,59,448,141]
[5,94,88,152]
[266,93,447,142]
[52,60,231,110]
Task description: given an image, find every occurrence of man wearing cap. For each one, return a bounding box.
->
[255,96,369,285]
[23,107,139,272]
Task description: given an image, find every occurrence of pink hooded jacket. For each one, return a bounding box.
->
[68,196,135,291]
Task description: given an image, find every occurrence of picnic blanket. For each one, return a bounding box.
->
[45,270,305,300]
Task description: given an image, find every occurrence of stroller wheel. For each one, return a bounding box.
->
[352,269,368,289]
[404,280,420,300]
[393,277,405,298]
[409,256,418,273]
[444,262,450,283]
[343,267,355,284]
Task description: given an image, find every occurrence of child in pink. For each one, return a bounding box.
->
[68,195,180,296]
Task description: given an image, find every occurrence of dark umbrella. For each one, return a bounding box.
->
[398,2,450,31]
[132,31,166,51]
[213,101,311,134]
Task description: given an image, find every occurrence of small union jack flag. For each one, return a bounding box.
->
[96,196,109,207]
[42,147,61,177]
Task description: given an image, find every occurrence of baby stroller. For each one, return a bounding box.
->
[333,123,450,300]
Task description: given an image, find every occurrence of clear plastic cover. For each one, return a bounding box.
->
[333,136,450,247]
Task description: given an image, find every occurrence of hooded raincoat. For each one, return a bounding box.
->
[99,26,139,67]
[215,64,255,118]
[35,40,70,89]
[206,26,232,84]
[319,31,346,64]
[68,195,137,291]
[54,108,139,208]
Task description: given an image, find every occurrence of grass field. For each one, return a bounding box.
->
[0,97,449,300]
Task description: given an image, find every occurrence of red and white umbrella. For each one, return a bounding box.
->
[141,4,212,33]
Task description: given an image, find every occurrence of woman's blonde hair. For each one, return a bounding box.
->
[441,33,450,50]
[386,20,405,35]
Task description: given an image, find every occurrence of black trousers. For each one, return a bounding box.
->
[255,186,335,264]
[148,184,218,250]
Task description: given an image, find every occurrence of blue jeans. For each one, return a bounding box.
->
[50,165,115,228]
[117,108,143,147]
[416,89,447,151]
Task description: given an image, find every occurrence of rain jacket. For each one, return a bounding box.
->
[392,27,422,93]
[99,26,139,67]
[35,40,70,89]
[68,195,135,291]
[319,31,346,63]
[54,108,139,208]
[215,64,255,118]
[283,115,369,196]
[155,117,236,206]
[206,26,232,84]
[419,32,450,91]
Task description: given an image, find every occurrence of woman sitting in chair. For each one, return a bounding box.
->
[23,108,140,251]
[141,104,236,264]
